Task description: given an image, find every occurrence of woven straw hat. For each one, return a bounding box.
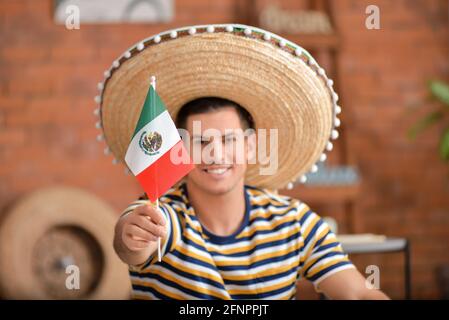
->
[0,186,130,299]
[94,24,341,190]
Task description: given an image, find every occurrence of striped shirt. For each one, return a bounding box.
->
[123,183,354,300]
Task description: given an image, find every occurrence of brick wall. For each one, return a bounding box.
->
[333,0,449,299]
[0,0,448,299]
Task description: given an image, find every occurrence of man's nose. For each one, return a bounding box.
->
[210,139,225,162]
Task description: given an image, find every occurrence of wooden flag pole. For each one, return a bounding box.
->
[150,75,162,263]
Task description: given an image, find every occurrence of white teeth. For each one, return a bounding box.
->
[206,168,229,175]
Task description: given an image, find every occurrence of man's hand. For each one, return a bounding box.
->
[114,204,167,267]
[122,204,167,251]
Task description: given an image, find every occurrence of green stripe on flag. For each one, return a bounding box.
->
[133,86,167,138]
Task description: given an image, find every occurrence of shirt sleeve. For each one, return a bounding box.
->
[297,205,355,288]
[121,198,182,272]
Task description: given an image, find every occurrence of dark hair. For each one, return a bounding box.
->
[175,97,255,130]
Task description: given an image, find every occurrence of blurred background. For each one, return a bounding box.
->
[0,0,448,299]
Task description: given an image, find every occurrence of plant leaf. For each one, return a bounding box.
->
[429,80,449,107]
[408,110,443,140]
[440,129,449,161]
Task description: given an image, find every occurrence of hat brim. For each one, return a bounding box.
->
[98,25,339,190]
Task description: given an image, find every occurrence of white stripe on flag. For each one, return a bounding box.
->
[125,110,181,175]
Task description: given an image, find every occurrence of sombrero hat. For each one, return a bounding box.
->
[94,24,341,191]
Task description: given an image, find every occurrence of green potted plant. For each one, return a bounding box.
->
[409,80,449,161]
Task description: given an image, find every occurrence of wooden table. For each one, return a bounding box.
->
[341,237,411,299]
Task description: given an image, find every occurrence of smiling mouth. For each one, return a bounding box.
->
[202,166,232,175]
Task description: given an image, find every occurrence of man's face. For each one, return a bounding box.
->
[184,107,255,195]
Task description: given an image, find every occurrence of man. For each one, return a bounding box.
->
[97,24,389,299]
[113,97,389,300]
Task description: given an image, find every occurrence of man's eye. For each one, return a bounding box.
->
[226,136,242,144]
[193,139,209,145]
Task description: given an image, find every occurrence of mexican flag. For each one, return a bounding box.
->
[125,80,194,201]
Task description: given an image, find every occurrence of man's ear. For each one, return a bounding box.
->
[246,131,257,162]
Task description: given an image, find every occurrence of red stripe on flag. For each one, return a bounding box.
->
[135,140,194,202]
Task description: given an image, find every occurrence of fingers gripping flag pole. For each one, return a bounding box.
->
[125,75,194,262]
